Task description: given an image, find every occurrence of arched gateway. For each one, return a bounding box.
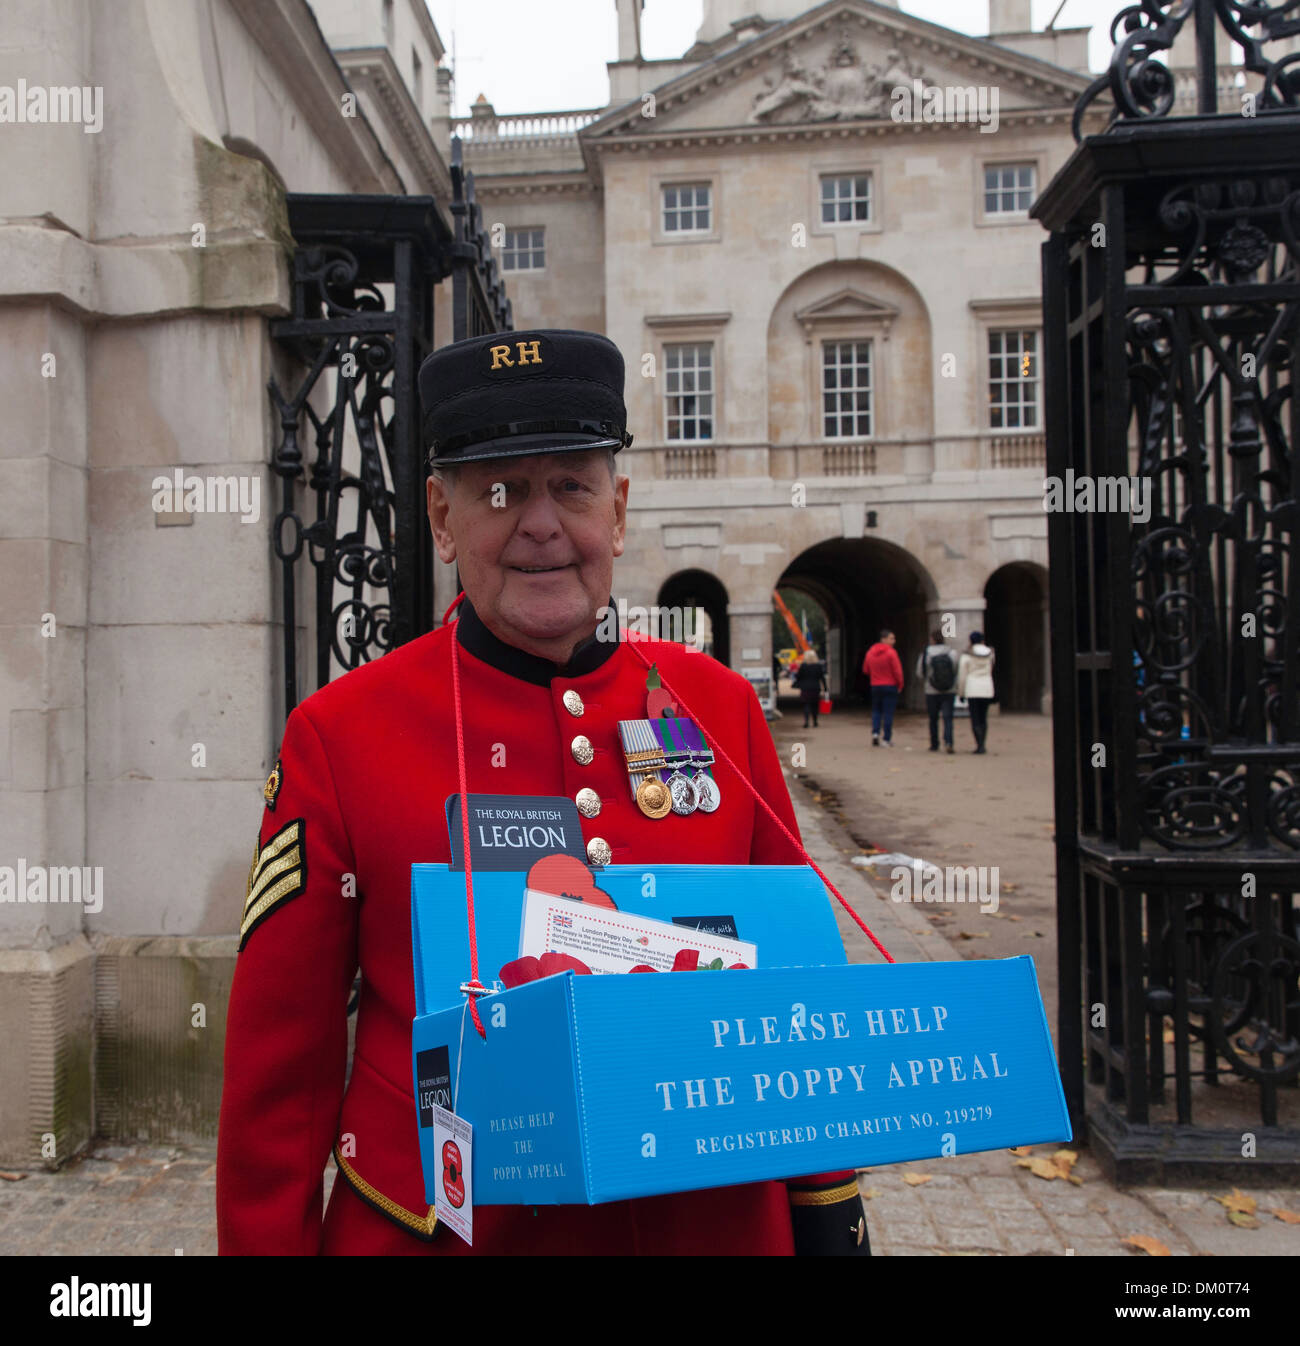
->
[777,538,937,710]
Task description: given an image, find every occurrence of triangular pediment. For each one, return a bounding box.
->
[583,0,1089,140]
[795,288,898,325]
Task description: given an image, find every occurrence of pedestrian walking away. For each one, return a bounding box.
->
[793,647,829,728]
[917,629,957,753]
[862,629,903,746]
[957,631,996,754]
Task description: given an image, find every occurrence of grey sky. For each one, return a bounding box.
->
[424,1,1134,118]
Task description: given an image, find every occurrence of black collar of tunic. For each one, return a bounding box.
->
[454,594,619,688]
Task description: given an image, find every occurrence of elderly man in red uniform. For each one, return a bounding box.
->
[217,329,869,1255]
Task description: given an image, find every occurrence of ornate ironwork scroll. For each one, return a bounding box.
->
[267,155,511,718]
[450,138,511,345]
[1042,24,1300,1179]
[1073,0,1300,140]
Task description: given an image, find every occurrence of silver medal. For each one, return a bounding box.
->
[668,772,699,815]
[693,772,720,813]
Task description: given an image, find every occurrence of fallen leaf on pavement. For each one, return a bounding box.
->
[959,931,990,940]
[0,1171,27,1182]
[1123,1235,1171,1256]
[860,1187,882,1200]
[1052,1150,1079,1176]
[1008,1146,1033,1157]
[1018,1157,1061,1181]
[1008,915,1022,922]
[1227,1210,1260,1229]
[902,1173,933,1187]
[1268,1209,1300,1224]
[1213,1189,1257,1215]
[1002,883,1018,893]
[1163,1029,1176,1043]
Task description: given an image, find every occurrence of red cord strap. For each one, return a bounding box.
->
[443,591,488,1038]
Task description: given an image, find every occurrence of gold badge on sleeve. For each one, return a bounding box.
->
[238,816,307,951]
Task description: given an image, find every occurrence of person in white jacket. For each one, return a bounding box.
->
[957,631,996,754]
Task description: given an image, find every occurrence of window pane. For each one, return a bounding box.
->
[664,342,714,440]
[987,328,1040,433]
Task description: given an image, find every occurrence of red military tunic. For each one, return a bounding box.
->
[217,599,849,1255]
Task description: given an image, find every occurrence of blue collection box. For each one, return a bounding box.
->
[410,864,1071,1206]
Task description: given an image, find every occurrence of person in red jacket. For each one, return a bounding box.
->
[862,630,904,747]
[217,329,868,1256]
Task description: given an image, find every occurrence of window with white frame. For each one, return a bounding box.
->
[822,341,873,439]
[502,227,545,271]
[664,343,713,441]
[662,183,711,233]
[988,329,1039,429]
[983,162,1036,215]
[820,174,872,225]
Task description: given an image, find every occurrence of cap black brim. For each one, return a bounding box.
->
[430,432,624,466]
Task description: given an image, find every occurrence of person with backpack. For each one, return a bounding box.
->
[957,631,997,754]
[862,629,903,747]
[917,629,957,754]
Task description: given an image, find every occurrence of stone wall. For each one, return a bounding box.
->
[0,0,436,1164]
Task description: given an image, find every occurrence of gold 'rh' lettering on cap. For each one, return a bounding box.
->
[489,340,544,370]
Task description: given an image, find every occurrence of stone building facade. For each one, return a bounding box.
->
[455,3,1238,710]
[458,0,1101,713]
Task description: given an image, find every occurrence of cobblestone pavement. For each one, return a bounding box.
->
[0,706,1295,1257]
[857,1152,1300,1257]
[2,1132,1297,1257]
[0,1144,339,1257]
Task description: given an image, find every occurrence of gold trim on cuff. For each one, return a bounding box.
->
[788,1180,861,1207]
[333,1144,438,1238]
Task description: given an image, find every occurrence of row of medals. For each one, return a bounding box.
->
[617,717,721,819]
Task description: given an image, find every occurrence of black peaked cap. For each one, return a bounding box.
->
[419,328,632,465]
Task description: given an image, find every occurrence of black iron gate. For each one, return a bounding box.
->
[267,140,511,717]
[1036,0,1300,1182]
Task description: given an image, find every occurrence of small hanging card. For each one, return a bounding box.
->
[432,1104,474,1246]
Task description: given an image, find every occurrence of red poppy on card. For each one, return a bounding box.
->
[526,854,616,909]
[498,951,592,989]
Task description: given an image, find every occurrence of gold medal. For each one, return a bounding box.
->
[636,775,673,819]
